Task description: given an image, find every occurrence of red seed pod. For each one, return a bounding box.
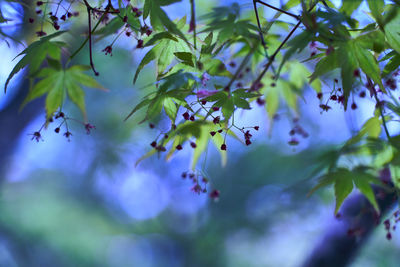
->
[136,39,144,48]
[182,112,190,120]
[386,232,392,240]
[209,189,220,200]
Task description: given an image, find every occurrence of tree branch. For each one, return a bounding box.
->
[302,170,397,267]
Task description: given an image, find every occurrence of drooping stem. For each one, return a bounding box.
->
[190,0,197,49]
[68,0,114,69]
[86,6,99,76]
[68,13,104,62]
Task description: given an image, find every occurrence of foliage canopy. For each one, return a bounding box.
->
[2,0,400,213]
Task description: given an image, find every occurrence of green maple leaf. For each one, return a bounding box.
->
[133,36,190,83]
[22,65,106,120]
[143,0,188,44]
[309,168,382,215]
[4,31,66,92]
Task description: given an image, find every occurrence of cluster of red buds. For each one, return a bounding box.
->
[317,84,360,112]
[101,7,153,56]
[32,1,80,37]
[385,77,398,91]
[148,124,193,152]
[181,171,220,201]
[29,111,95,142]
[383,210,400,241]
[288,118,309,146]
[309,41,318,57]
[318,68,400,114]
[182,111,195,121]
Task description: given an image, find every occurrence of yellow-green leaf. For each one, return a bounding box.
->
[352,42,385,93]
[163,97,178,122]
[353,174,380,213]
[384,12,400,54]
[66,79,86,120]
[340,0,363,16]
[367,0,384,20]
[334,171,354,214]
[346,116,382,146]
[45,73,65,118]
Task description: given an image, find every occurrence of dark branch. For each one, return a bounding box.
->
[189,0,197,49]
[302,172,397,267]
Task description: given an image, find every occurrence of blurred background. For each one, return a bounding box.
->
[1,0,400,266]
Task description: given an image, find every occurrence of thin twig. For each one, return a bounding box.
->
[367,77,391,141]
[253,0,303,79]
[253,0,267,49]
[256,0,300,20]
[251,20,301,87]
[250,1,319,89]
[226,48,254,91]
